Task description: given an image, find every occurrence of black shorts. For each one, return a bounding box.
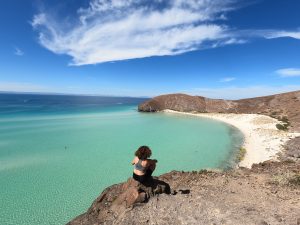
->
[133,169,153,183]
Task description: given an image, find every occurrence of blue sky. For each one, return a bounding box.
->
[0,0,300,99]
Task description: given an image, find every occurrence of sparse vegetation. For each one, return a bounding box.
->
[271,172,300,186]
[276,123,287,130]
[288,174,300,186]
[275,116,290,131]
[271,173,290,185]
[236,147,246,162]
[198,169,207,173]
[270,111,277,118]
[278,116,289,124]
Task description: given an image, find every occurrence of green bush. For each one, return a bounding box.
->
[276,123,285,130]
[271,173,300,186]
[276,123,288,131]
[236,147,247,162]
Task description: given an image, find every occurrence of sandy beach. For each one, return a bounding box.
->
[163,109,300,168]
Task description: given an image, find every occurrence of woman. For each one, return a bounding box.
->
[132,146,157,183]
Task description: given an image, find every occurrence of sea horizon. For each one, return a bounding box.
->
[0,91,152,99]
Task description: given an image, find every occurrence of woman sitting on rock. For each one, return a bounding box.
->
[132,146,157,183]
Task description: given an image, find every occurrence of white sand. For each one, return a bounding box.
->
[163,110,300,168]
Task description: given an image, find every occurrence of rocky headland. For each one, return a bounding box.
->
[68,91,300,225]
[138,91,300,132]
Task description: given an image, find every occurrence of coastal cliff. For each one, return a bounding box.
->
[68,161,300,225]
[68,91,300,225]
[138,91,300,132]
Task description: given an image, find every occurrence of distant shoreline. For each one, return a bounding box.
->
[163,110,300,168]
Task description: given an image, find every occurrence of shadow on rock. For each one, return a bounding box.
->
[178,189,190,194]
[139,177,171,197]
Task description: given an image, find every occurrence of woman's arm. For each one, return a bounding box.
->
[145,159,157,167]
[150,159,158,163]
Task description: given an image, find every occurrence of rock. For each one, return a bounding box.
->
[259,220,269,225]
[284,136,300,158]
[111,178,170,212]
[68,162,300,225]
[68,177,170,225]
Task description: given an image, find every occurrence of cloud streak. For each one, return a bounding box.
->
[219,77,236,82]
[262,30,300,40]
[14,47,24,56]
[32,0,300,65]
[276,68,300,77]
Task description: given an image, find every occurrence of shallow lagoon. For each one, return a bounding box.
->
[0,94,243,224]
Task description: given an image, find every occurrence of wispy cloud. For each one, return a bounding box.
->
[276,68,300,77]
[219,77,236,82]
[14,47,24,56]
[216,29,300,44]
[31,0,300,66]
[31,0,246,65]
[262,30,300,40]
[186,85,300,100]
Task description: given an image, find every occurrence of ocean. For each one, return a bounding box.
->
[0,93,243,225]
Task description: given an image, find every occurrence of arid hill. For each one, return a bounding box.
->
[138,90,300,132]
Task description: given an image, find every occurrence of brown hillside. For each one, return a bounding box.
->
[138,90,300,132]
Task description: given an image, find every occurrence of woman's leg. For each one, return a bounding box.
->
[145,163,156,178]
[133,173,146,183]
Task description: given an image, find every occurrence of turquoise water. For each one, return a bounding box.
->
[0,94,243,225]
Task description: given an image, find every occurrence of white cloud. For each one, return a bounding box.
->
[276,68,300,77]
[31,0,244,65]
[186,85,300,100]
[219,77,235,82]
[30,1,300,66]
[14,47,24,56]
[263,30,300,40]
